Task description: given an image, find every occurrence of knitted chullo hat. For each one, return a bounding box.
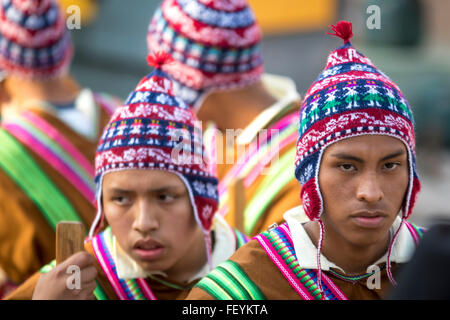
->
[0,0,73,79]
[294,21,420,295]
[147,0,264,110]
[89,52,219,268]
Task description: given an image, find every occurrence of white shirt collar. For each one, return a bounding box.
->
[113,214,237,282]
[283,205,417,274]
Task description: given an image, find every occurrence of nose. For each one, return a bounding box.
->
[356,172,384,204]
[132,199,159,234]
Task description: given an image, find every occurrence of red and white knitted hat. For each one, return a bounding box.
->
[295,21,421,292]
[147,0,264,110]
[0,0,73,79]
[90,52,219,268]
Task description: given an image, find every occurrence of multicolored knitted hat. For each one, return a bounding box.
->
[89,52,219,268]
[147,0,264,110]
[294,21,421,291]
[0,0,73,79]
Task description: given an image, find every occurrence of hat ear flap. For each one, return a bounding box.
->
[403,176,421,220]
[301,178,323,221]
[193,196,217,232]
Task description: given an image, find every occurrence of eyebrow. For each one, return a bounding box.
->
[330,149,406,163]
[106,185,184,194]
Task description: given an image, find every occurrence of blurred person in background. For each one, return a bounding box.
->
[147,0,303,237]
[0,0,121,297]
[389,220,450,300]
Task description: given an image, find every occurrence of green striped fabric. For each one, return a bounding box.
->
[233,229,249,249]
[244,146,296,234]
[410,222,425,239]
[0,129,82,231]
[195,260,265,300]
[39,260,57,274]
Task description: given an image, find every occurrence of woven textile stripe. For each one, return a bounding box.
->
[0,92,119,207]
[255,231,315,300]
[195,260,265,300]
[0,129,81,230]
[2,118,96,203]
[255,223,348,300]
[279,224,348,300]
[196,277,232,300]
[218,111,299,221]
[218,111,298,195]
[21,110,95,176]
[91,227,157,300]
[233,228,250,249]
[243,147,296,234]
[403,221,425,246]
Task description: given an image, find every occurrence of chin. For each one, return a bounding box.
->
[137,260,168,274]
[348,228,390,248]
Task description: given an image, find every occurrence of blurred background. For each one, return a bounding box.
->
[60,0,450,228]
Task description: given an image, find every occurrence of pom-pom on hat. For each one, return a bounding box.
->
[147,0,264,110]
[90,51,219,268]
[0,0,73,79]
[294,21,421,292]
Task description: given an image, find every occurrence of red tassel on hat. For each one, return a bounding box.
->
[146,51,174,69]
[327,21,353,44]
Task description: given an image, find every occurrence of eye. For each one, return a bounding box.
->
[158,193,176,203]
[383,162,400,171]
[339,163,356,172]
[112,195,131,206]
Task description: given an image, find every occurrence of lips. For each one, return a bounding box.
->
[133,239,164,261]
[350,211,387,229]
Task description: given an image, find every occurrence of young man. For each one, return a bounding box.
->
[147,0,303,236]
[5,52,248,300]
[0,0,120,294]
[186,21,425,300]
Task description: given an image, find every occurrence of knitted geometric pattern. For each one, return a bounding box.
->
[294,21,421,222]
[147,0,264,109]
[0,0,73,79]
[94,54,218,234]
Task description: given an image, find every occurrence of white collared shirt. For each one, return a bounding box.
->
[283,205,417,274]
[113,214,237,282]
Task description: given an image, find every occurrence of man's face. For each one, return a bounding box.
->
[318,135,409,247]
[102,169,204,274]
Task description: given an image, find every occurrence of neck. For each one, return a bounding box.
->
[4,74,81,107]
[164,231,209,283]
[197,80,278,132]
[303,221,391,275]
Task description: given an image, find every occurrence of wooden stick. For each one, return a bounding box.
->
[229,177,246,233]
[56,221,85,265]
